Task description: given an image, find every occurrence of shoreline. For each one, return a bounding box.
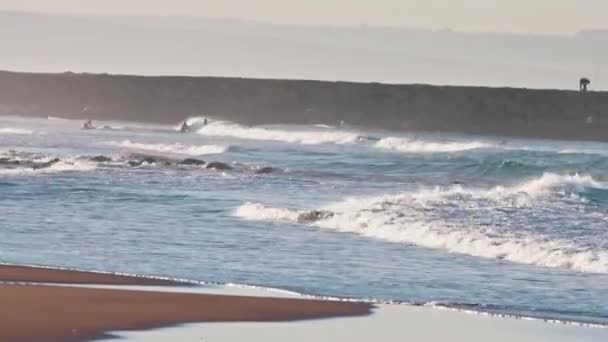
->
[3,264,607,328]
[1,264,607,341]
[0,265,372,342]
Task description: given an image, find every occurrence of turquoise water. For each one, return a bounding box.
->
[1,115,608,325]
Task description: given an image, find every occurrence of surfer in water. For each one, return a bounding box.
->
[180,121,191,133]
[82,119,94,130]
[180,117,208,133]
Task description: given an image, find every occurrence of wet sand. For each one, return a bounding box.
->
[0,264,179,286]
[0,266,372,342]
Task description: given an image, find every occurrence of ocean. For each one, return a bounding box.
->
[1,115,607,326]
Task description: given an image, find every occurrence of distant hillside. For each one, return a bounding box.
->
[1,70,607,142]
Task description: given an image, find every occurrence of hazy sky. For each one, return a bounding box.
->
[1,0,607,34]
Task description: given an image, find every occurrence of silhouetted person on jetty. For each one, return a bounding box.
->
[580,78,591,92]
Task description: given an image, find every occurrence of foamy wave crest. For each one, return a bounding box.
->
[47,116,70,121]
[198,121,362,145]
[375,137,493,153]
[513,173,607,196]
[236,203,302,222]
[235,173,608,274]
[0,128,33,135]
[320,198,607,273]
[235,203,334,223]
[104,140,227,155]
[0,160,97,176]
[411,173,608,205]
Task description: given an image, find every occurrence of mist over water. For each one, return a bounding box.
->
[2,115,608,325]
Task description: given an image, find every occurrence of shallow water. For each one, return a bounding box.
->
[1,115,608,325]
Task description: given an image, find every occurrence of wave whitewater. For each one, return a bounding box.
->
[0,128,34,135]
[103,140,228,155]
[197,121,363,145]
[0,159,97,176]
[236,173,608,274]
[375,137,495,153]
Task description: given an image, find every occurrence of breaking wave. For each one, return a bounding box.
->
[103,140,228,155]
[375,137,495,153]
[197,121,363,145]
[235,173,608,274]
[0,128,33,135]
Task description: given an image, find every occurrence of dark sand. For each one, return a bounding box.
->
[0,264,179,286]
[0,266,372,342]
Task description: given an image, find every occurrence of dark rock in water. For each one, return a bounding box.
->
[255,167,277,174]
[0,158,20,166]
[128,160,143,167]
[90,155,112,162]
[297,210,334,223]
[452,181,463,185]
[178,158,205,166]
[206,162,232,170]
[32,158,60,170]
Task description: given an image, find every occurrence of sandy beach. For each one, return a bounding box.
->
[3,265,608,342]
[0,265,372,342]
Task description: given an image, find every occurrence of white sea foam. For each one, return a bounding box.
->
[104,140,227,155]
[236,203,302,222]
[197,121,363,145]
[512,173,608,195]
[235,173,608,274]
[186,116,208,125]
[0,159,97,176]
[375,137,494,153]
[47,116,70,121]
[0,128,34,135]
